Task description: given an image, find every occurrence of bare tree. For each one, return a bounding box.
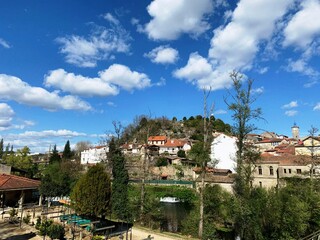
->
[308,126,320,181]
[224,71,262,197]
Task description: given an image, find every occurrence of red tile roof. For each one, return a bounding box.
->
[0,174,40,191]
[148,136,167,141]
[258,154,310,166]
[162,139,187,147]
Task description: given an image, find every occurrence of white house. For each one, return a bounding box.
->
[80,145,108,165]
[210,133,237,172]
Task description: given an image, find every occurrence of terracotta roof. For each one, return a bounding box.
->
[162,139,188,147]
[148,136,167,141]
[0,174,40,191]
[258,154,311,166]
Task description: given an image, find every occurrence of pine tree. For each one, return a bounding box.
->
[0,138,4,159]
[62,140,72,160]
[49,145,61,164]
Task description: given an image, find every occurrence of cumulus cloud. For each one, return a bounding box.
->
[285,110,298,117]
[283,0,320,48]
[0,38,10,48]
[251,87,264,94]
[174,52,230,90]
[175,0,291,89]
[0,74,91,111]
[143,0,213,40]
[0,103,15,129]
[99,64,151,91]
[144,46,179,64]
[45,69,119,97]
[45,65,151,96]
[282,101,298,109]
[56,14,131,67]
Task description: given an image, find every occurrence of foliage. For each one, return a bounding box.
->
[177,150,186,158]
[225,71,262,197]
[109,138,130,222]
[71,164,111,218]
[49,144,61,164]
[155,157,168,167]
[47,223,65,240]
[23,214,31,224]
[38,219,53,236]
[62,140,72,159]
[40,161,82,197]
[0,138,3,159]
[188,142,210,167]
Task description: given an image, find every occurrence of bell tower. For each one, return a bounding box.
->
[291,122,300,140]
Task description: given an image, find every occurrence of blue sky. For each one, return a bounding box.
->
[0,0,320,153]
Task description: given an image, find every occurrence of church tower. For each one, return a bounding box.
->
[291,123,300,140]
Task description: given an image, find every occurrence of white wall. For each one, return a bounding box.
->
[210,134,237,172]
[80,146,108,164]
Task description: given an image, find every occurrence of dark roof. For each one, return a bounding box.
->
[0,174,40,191]
[196,174,235,184]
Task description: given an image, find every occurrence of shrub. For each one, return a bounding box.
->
[23,214,31,224]
[39,219,53,236]
[156,157,168,167]
[47,223,65,240]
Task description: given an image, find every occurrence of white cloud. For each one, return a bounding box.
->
[285,110,298,117]
[282,101,298,109]
[143,0,213,40]
[0,103,14,129]
[99,64,151,91]
[283,0,320,48]
[57,17,131,67]
[103,13,120,25]
[0,38,10,48]
[286,58,319,78]
[107,101,116,107]
[175,0,291,89]
[314,103,320,111]
[145,46,179,64]
[251,87,264,94]
[174,52,231,90]
[0,74,91,111]
[213,109,227,115]
[45,69,119,97]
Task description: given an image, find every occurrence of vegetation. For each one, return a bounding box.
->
[109,138,130,222]
[47,223,65,240]
[71,164,111,218]
[49,144,60,164]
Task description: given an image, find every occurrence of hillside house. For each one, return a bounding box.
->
[210,133,237,172]
[80,145,108,164]
[159,139,191,155]
[148,136,167,145]
[295,136,320,156]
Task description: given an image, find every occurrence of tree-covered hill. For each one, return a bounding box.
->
[120,115,231,144]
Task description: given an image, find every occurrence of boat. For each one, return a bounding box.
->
[160,196,180,203]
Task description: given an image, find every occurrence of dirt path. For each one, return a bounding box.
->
[0,221,42,240]
[113,227,197,240]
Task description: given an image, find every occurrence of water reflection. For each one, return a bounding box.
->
[160,202,188,232]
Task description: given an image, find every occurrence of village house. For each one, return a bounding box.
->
[80,145,108,165]
[295,136,320,156]
[252,154,313,189]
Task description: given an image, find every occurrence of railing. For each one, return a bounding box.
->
[129,179,195,188]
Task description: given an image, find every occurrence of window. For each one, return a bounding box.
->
[289,169,292,174]
[270,166,274,176]
[258,166,262,175]
[284,169,287,174]
[297,169,302,174]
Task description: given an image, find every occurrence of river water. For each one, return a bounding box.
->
[160,202,188,232]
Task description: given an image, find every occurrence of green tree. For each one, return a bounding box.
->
[71,164,111,218]
[47,223,65,240]
[49,144,60,164]
[62,140,72,159]
[177,150,186,158]
[109,138,130,221]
